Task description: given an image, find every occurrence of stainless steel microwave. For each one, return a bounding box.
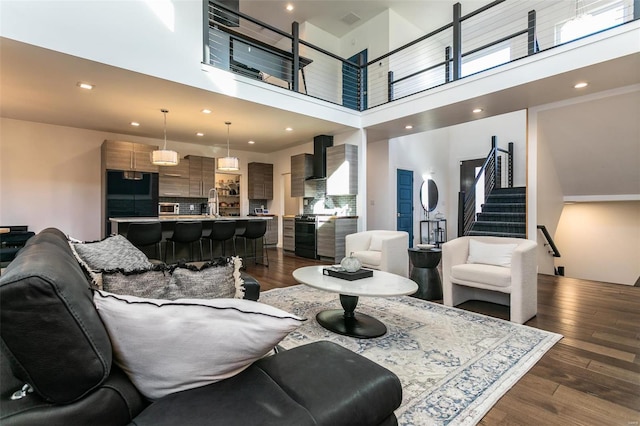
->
[158,203,180,215]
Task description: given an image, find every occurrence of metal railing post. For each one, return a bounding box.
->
[458,191,465,237]
[508,142,514,187]
[445,46,451,83]
[292,21,300,92]
[527,10,537,55]
[452,2,462,81]
[358,52,365,111]
[388,71,394,102]
[202,0,211,65]
[635,0,640,19]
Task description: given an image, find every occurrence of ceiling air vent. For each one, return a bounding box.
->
[341,12,361,26]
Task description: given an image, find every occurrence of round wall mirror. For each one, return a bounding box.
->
[420,179,438,212]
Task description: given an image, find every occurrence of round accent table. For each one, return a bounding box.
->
[408,248,442,300]
[293,266,418,339]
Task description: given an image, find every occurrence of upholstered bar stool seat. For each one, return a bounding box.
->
[126,222,163,261]
[164,221,203,264]
[236,220,268,267]
[203,220,237,260]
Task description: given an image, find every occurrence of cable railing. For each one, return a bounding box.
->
[204,0,637,111]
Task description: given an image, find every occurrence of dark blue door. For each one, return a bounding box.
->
[342,49,367,110]
[397,169,414,247]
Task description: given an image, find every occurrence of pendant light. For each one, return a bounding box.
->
[151,109,179,166]
[217,121,239,171]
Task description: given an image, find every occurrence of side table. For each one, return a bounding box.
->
[408,248,442,300]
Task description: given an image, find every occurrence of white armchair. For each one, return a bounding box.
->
[345,231,409,278]
[442,236,537,324]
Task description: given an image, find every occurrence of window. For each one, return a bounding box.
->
[462,47,511,78]
[558,1,626,44]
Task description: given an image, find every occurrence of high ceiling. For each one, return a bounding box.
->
[0,0,498,154]
[0,0,638,193]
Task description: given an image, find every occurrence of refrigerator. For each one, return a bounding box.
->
[105,171,159,235]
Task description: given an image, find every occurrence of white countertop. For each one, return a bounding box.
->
[110,215,273,223]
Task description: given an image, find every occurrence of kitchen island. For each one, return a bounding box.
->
[110,216,273,262]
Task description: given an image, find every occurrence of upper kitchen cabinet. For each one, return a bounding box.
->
[159,159,190,197]
[326,144,358,195]
[186,155,215,197]
[248,162,273,200]
[102,140,159,173]
[291,153,315,197]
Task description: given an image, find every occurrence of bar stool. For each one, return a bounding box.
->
[203,220,237,260]
[125,222,163,261]
[164,221,203,264]
[236,220,269,267]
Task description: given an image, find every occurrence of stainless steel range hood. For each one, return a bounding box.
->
[306,135,333,180]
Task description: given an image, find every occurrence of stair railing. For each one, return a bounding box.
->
[537,225,561,257]
[458,136,514,236]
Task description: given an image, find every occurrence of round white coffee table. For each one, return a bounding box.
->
[293,266,418,339]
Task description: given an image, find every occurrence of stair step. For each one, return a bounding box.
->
[481,203,526,213]
[491,187,526,195]
[471,223,525,234]
[467,230,526,238]
[487,193,525,203]
[477,212,525,222]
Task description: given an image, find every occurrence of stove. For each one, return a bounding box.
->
[295,215,318,258]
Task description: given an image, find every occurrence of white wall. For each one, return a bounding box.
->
[0,117,269,241]
[534,118,566,275]
[554,201,640,285]
[366,139,392,231]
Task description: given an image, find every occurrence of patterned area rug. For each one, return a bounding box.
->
[259,285,562,426]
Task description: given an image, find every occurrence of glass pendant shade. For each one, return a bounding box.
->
[151,109,179,166]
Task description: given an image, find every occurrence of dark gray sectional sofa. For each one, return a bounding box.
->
[0,228,403,425]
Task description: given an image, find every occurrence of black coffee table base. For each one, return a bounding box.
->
[316,294,387,339]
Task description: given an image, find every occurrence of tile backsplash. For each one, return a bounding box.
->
[159,197,207,215]
[303,180,357,216]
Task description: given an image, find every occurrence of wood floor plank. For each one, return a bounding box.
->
[243,249,640,424]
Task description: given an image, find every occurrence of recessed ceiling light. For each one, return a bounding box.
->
[248,140,255,144]
[574,82,588,89]
[130,122,140,127]
[196,132,204,137]
[201,109,212,114]
[405,125,413,130]
[286,4,294,12]
[473,108,483,113]
[285,127,293,132]
[77,82,94,90]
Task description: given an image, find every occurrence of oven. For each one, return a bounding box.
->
[295,215,317,259]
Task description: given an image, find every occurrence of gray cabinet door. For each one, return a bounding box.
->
[291,153,314,197]
[326,144,358,195]
[248,162,273,199]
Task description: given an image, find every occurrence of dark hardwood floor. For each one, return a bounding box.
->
[245,248,640,425]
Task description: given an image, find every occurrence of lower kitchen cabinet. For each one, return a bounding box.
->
[317,218,357,263]
[265,216,278,246]
[283,217,295,251]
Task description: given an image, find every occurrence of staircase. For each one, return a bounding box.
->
[467,187,526,238]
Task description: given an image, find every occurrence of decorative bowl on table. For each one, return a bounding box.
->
[416,243,435,250]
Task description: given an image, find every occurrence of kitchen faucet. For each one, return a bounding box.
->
[207,188,219,217]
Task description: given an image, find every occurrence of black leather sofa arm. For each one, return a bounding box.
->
[130,341,402,426]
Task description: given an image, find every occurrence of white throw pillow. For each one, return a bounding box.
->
[93,290,305,400]
[467,239,518,267]
[368,235,384,251]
